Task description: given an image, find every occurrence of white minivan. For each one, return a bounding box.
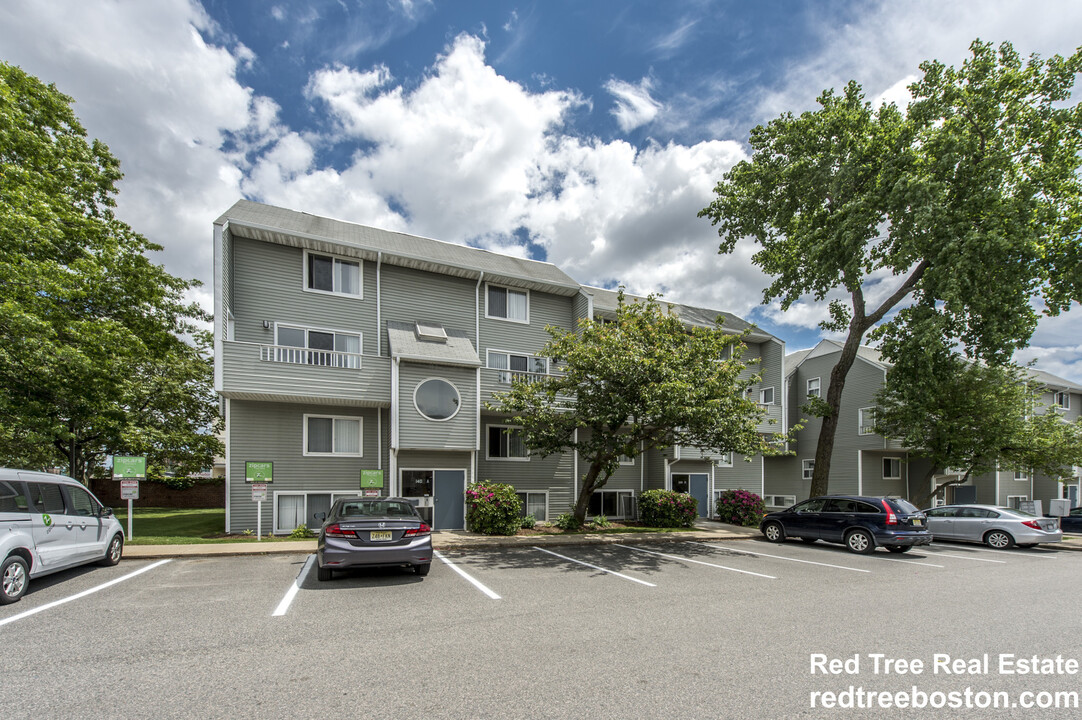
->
[1,468,125,604]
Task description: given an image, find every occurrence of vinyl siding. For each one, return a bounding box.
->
[226,400,385,532]
[479,288,574,360]
[381,264,477,356]
[476,416,576,519]
[859,451,908,497]
[572,291,592,334]
[397,363,477,450]
[713,454,764,494]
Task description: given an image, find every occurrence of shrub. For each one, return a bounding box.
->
[715,489,767,527]
[590,514,612,529]
[555,511,583,531]
[465,481,522,535]
[639,489,698,528]
[289,523,315,539]
[520,514,536,530]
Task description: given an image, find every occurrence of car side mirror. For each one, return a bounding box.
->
[100,507,114,517]
[313,512,326,523]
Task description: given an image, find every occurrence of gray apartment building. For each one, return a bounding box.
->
[213,200,784,533]
[765,339,1082,510]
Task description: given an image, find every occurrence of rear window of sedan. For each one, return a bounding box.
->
[338,501,416,517]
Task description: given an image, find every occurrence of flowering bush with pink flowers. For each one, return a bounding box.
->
[715,489,766,527]
[465,481,522,535]
[639,489,698,527]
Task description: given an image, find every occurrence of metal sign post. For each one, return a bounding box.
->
[113,456,146,541]
[246,462,273,542]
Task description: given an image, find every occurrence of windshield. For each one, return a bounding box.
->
[339,501,416,518]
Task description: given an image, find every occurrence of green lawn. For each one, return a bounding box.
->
[111,507,305,545]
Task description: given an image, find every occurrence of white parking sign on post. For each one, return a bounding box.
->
[251,483,267,501]
[120,479,140,500]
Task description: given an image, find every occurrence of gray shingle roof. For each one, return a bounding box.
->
[386,321,480,367]
[1027,368,1082,393]
[217,200,581,296]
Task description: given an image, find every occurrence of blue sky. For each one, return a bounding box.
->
[1,0,1080,379]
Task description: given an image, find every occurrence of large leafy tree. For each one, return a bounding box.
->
[874,324,1082,507]
[0,62,221,481]
[700,40,1082,497]
[488,293,784,524]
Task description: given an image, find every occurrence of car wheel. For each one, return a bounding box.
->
[845,529,874,554]
[885,545,911,554]
[1,555,29,605]
[984,530,1014,549]
[414,563,431,577]
[317,565,333,582]
[98,534,123,566]
[800,537,817,544]
[762,522,785,543]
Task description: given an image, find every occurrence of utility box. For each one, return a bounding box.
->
[1049,498,1071,517]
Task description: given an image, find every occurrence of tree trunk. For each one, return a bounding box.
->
[573,461,605,524]
[809,332,864,497]
[915,469,972,509]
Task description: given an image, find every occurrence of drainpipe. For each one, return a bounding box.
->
[476,271,484,453]
[376,252,382,356]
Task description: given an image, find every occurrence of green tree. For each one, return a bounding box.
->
[487,292,784,525]
[874,328,1082,507]
[0,62,221,481]
[700,40,1082,497]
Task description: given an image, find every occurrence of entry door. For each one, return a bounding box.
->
[1067,485,1079,506]
[672,474,710,518]
[434,470,465,530]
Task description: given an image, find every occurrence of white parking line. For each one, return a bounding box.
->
[434,550,501,599]
[0,559,172,628]
[930,544,1058,557]
[687,542,871,573]
[615,544,777,579]
[533,547,657,587]
[878,557,945,568]
[272,555,315,616]
[922,551,1007,564]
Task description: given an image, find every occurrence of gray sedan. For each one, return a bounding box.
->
[923,504,1062,548]
[314,497,433,580]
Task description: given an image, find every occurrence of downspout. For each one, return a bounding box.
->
[476,272,484,454]
[573,428,579,501]
[376,252,382,356]
[391,356,400,494]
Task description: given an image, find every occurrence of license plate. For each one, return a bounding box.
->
[370,530,393,541]
[911,518,922,526]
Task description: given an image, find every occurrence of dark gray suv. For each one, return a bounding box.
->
[760,495,931,554]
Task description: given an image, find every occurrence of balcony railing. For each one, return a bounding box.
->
[259,344,363,370]
[486,368,552,385]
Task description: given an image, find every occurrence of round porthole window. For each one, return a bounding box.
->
[414,378,461,421]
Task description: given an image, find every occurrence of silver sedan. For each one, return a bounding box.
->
[314,497,433,580]
[922,504,1062,548]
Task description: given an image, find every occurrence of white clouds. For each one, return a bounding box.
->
[605,77,663,132]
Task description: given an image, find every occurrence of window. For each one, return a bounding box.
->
[589,490,635,519]
[759,386,775,405]
[414,378,461,421]
[802,459,814,481]
[517,492,547,521]
[25,482,66,513]
[487,350,548,383]
[304,414,362,456]
[0,481,29,512]
[275,491,354,533]
[275,325,361,368]
[487,425,528,460]
[486,285,528,322]
[716,452,733,467]
[763,494,796,508]
[1054,391,1070,410]
[883,457,902,480]
[1014,470,1029,481]
[807,377,821,398]
[305,251,361,297]
[64,486,99,517]
[618,452,636,465]
[1007,495,1028,510]
[859,407,876,435]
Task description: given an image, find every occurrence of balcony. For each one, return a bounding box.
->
[220,340,391,406]
[481,367,574,409]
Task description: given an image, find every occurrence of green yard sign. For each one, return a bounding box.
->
[113,456,146,479]
[360,469,384,488]
[245,461,273,484]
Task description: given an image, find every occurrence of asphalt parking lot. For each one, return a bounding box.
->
[3,539,1081,719]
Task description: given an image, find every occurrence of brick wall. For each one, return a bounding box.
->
[88,478,225,508]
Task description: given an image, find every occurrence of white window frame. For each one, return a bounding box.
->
[1007,495,1028,510]
[274,323,363,367]
[486,424,530,462]
[485,283,529,324]
[273,490,356,534]
[802,459,815,481]
[807,377,821,399]
[759,386,775,405]
[303,249,363,298]
[589,489,635,519]
[859,407,876,435]
[716,452,733,468]
[883,457,902,480]
[303,414,363,457]
[764,494,797,508]
[487,349,548,383]
[413,377,462,422]
[1054,391,1070,410]
[516,491,548,522]
[1014,469,1029,481]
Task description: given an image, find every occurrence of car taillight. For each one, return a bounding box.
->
[1022,520,1041,530]
[881,500,898,525]
[404,523,431,537]
[324,523,355,538]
